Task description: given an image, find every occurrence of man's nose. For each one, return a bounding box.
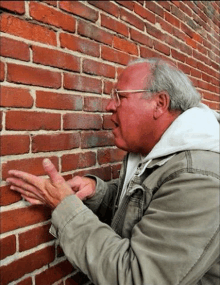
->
[105,98,117,112]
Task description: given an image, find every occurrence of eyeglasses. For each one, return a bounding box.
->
[111,89,152,107]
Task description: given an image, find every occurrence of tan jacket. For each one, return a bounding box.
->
[50,150,220,285]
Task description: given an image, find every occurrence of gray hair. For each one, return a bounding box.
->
[129,58,201,111]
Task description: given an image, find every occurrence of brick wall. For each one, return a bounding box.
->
[0,1,219,284]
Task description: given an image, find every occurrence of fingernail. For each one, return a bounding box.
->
[10,186,15,190]
[43,158,51,166]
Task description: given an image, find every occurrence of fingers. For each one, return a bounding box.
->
[7,170,43,189]
[21,194,45,205]
[43,159,65,184]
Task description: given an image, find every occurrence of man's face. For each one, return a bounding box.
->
[106,63,157,155]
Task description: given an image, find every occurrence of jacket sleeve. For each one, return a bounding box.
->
[50,172,219,285]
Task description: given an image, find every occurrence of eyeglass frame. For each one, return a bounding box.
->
[111,89,153,107]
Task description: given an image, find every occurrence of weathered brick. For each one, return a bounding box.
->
[104,80,114,95]
[84,96,103,112]
[83,59,116,78]
[2,156,58,181]
[32,133,80,153]
[156,16,173,34]
[145,1,164,17]
[36,90,83,111]
[0,246,55,285]
[30,1,76,32]
[0,14,56,45]
[177,62,191,75]
[6,110,61,131]
[60,32,100,57]
[171,49,186,62]
[140,46,161,59]
[0,111,3,131]
[120,8,145,31]
[0,235,16,260]
[64,73,102,94]
[74,166,112,182]
[130,29,153,47]
[101,14,129,37]
[0,36,30,61]
[112,163,122,179]
[157,1,171,11]
[134,3,156,23]
[7,63,61,88]
[19,224,54,252]
[116,1,134,10]
[113,36,138,55]
[154,40,170,56]
[78,20,113,46]
[88,1,119,17]
[0,185,22,206]
[145,22,165,40]
[0,60,5,81]
[1,135,30,156]
[101,46,135,66]
[63,113,102,130]
[0,1,25,14]
[164,11,180,28]
[60,1,98,22]
[0,86,33,108]
[32,46,80,72]
[62,151,96,172]
[97,148,126,165]
[81,131,114,148]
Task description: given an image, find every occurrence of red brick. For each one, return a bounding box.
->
[0,86,33,108]
[6,110,61,131]
[0,185,22,206]
[59,1,98,22]
[78,20,113,46]
[171,49,186,62]
[88,1,119,17]
[74,166,112,182]
[116,1,134,10]
[171,4,185,21]
[19,224,54,252]
[84,96,102,112]
[134,3,156,23]
[97,148,126,165]
[102,97,111,111]
[156,16,173,34]
[186,37,197,49]
[0,111,2,131]
[202,91,220,102]
[179,42,192,56]
[2,156,58,181]
[1,135,30,156]
[64,73,102,94]
[103,114,115,130]
[0,14,56,46]
[130,28,153,47]
[112,163,122,179]
[145,1,164,17]
[157,1,171,11]
[60,32,100,57]
[145,22,164,40]
[83,59,116,78]
[186,57,198,68]
[164,11,180,28]
[7,63,61,88]
[104,80,114,95]
[32,45,80,72]
[113,36,138,55]
[0,61,5,81]
[140,46,161,59]
[42,0,57,7]
[62,151,96,172]
[0,246,55,285]
[0,205,52,234]
[32,133,80,153]
[16,277,32,285]
[101,14,129,37]
[181,22,194,38]
[154,40,170,56]
[120,8,145,31]
[81,131,114,148]
[30,1,75,32]
[177,62,191,75]
[36,90,83,111]
[0,1,25,14]
[0,37,30,61]
[101,46,134,66]
[63,113,102,130]
[35,260,73,285]
[65,271,89,285]
[0,235,16,260]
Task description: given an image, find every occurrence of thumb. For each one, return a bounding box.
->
[43,159,64,184]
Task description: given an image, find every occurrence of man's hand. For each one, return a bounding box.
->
[67,176,96,201]
[7,158,74,209]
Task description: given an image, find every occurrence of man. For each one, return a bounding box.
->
[7,58,220,285]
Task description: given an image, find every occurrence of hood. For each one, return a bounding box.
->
[143,103,220,162]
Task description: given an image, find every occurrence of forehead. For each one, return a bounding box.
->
[117,62,151,90]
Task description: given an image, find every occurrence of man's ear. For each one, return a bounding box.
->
[153,91,170,119]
